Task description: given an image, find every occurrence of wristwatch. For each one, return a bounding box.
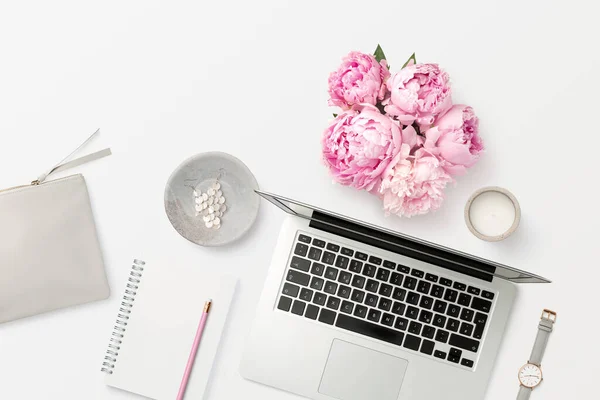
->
[517,309,556,399]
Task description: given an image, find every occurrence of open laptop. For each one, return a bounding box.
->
[240,191,550,400]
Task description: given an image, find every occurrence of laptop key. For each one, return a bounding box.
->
[365,293,379,307]
[397,265,410,274]
[337,285,351,299]
[335,255,349,269]
[298,234,312,243]
[392,301,406,316]
[419,310,433,324]
[313,292,327,306]
[326,243,340,252]
[326,296,341,310]
[363,264,377,278]
[417,280,431,294]
[324,281,338,294]
[431,285,444,299]
[461,359,474,368]
[312,238,326,248]
[392,287,407,301]
[453,282,466,291]
[434,350,446,359]
[378,298,392,311]
[379,283,393,297]
[460,322,474,337]
[318,308,337,325]
[433,314,447,328]
[460,308,474,322]
[305,304,319,320]
[351,275,366,289]
[290,256,310,272]
[473,313,488,339]
[354,305,367,318]
[355,252,368,261]
[310,263,325,276]
[406,291,420,305]
[282,283,300,298]
[420,339,435,355]
[444,289,458,303]
[341,247,354,257]
[277,296,292,311]
[446,318,460,332]
[425,273,438,283]
[422,325,436,339]
[381,313,395,326]
[322,251,336,265]
[336,314,404,346]
[390,272,403,286]
[482,290,495,300]
[299,288,313,302]
[308,247,322,261]
[294,243,308,257]
[435,329,449,343]
[471,297,492,313]
[366,279,380,293]
[394,317,408,331]
[449,334,480,353]
[351,289,365,303]
[292,300,306,315]
[368,256,382,265]
[310,277,324,291]
[406,306,419,319]
[287,270,310,286]
[434,300,447,313]
[447,304,461,318]
[403,334,421,351]
[376,268,390,282]
[338,271,352,285]
[403,277,417,290]
[349,260,363,273]
[411,269,424,278]
[383,260,396,269]
[440,278,452,287]
[457,293,472,307]
[467,286,481,296]
[325,267,339,280]
[408,321,422,335]
[340,300,354,314]
[420,296,433,310]
[367,309,382,323]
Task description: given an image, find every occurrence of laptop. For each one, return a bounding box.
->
[240,191,550,400]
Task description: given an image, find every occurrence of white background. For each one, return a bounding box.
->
[0,1,598,399]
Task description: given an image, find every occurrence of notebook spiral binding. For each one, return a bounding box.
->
[101,259,146,375]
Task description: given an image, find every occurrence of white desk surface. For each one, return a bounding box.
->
[1,1,598,399]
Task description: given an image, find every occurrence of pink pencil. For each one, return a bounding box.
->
[176,299,212,400]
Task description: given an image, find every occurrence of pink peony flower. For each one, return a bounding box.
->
[424,105,484,175]
[322,105,403,193]
[328,52,390,109]
[379,146,453,217]
[384,63,452,126]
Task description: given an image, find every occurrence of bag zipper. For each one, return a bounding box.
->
[0,175,77,194]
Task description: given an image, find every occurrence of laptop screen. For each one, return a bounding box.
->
[257,190,550,284]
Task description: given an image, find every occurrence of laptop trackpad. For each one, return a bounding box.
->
[319,339,408,400]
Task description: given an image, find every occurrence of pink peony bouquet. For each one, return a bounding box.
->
[322,45,484,217]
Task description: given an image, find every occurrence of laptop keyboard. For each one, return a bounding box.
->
[276,232,496,370]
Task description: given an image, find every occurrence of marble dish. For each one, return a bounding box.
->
[164,152,259,247]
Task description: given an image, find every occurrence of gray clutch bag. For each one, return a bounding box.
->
[0,130,111,324]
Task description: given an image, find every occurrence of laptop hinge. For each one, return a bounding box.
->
[309,211,495,283]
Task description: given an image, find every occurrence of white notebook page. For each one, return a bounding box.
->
[105,260,237,400]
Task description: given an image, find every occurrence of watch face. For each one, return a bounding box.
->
[518,363,543,388]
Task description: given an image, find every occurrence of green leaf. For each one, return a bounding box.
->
[373,44,387,63]
[401,52,417,68]
[333,113,338,118]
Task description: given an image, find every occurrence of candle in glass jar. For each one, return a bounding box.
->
[465,187,520,241]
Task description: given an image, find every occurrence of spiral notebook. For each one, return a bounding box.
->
[101,259,237,400]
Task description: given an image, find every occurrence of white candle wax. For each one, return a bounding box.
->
[468,191,516,237]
